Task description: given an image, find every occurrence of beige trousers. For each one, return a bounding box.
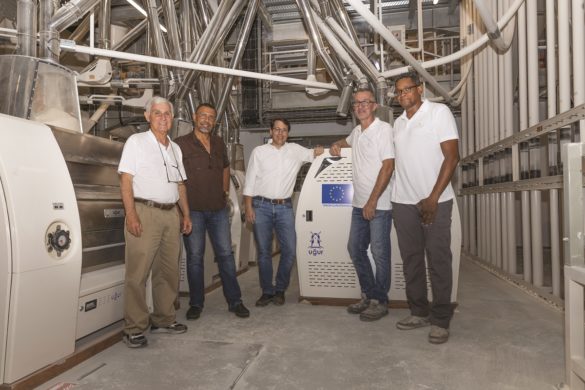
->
[124,202,181,334]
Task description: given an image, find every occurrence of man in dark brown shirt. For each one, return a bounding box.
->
[175,103,250,320]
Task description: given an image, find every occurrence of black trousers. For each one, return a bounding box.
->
[392,200,454,329]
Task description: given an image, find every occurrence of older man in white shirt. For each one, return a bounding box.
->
[244,118,324,307]
[118,96,192,348]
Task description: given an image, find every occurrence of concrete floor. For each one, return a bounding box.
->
[40,257,565,390]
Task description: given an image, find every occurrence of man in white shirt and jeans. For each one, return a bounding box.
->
[244,118,324,307]
[391,72,459,344]
[330,88,395,322]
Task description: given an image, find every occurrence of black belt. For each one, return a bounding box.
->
[254,196,291,205]
[135,198,176,210]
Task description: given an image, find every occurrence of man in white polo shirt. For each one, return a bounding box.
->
[244,118,323,307]
[391,72,459,344]
[330,87,395,322]
[118,96,192,348]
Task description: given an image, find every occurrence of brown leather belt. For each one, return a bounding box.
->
[254,196,291,205]
[134,198,176,210]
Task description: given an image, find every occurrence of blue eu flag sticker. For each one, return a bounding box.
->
[321,184,353,206]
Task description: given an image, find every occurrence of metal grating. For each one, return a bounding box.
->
[315,162,353,183]
[307,260,358,288]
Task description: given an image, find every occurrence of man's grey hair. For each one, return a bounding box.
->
[145,96,174,114]
[353,87,376,102]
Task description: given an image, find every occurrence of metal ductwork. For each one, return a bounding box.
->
[294,0,344,89]
[215,0,261,141]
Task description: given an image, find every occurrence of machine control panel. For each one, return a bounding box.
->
[46,221,72,258]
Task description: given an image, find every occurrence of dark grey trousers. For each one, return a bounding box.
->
[392,200,454,329]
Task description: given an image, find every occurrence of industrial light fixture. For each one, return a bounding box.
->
[126,0,168,33]
[433,0,439,4]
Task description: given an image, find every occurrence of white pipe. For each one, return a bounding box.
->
[479,194,485,259]
[573,0,585,139]
[463,195,469,253]
[526,0,539,126]
[550,188,561,296]
[506,192,517,275]
[498,1,506,141]
[501,192,509,272]
[503,0,514,138]
[495,192,502,268]
[530,190,543,287]
[521,190,532,282]
[546,0,557,119]
[59,41,338,90]
[558,1,571,113]
[517,2,528,129]
[345,0,453,103]
[417,0,423,53]
[381,0,525,78]
[89,11,94,48]
[470,194,477,256]
[546,0,560,297]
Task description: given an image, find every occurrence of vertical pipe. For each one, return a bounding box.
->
[507,191,517,274]
[526,0,539,125]
[531,190,543,286]
[463,195,469,253]
[470,194,477,256]
[550,188,561,296]
[501,192,509,272]
[547,0,561,297]
[521,191,532,282]
[495,192,502,268]
[517,3,528,128]
[558,1,571,114]
[17,0,37,57]
[98,0,111,50]
[527,0,543,288]
[39,0,57,61]
[572,0,585,139]
[503,0,514,138]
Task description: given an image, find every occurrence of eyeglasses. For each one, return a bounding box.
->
[272,127,289,133]
[157,140,185,183]
[351,100,375,108]
[395,84,420,96]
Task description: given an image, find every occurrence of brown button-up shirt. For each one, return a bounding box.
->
[175,132,230,211]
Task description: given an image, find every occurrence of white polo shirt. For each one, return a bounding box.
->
[243,142,314,199]
[392,100,459,204]
[118,130,187,204]
[346,117,395,210]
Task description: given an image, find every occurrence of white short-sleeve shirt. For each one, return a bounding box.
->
[346,117,395,210]
[392,100,459,204]
[243,142,314,199]
[118,130,187,204]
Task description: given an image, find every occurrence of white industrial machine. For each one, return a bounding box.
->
[0,55,128,386]
[295,150,462,303]
[0,115,82,384]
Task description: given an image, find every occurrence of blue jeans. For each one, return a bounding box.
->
[347,207,392,303]
[252,197,296,295]
[183,207,242,309]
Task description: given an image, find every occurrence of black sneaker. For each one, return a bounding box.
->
[123,333,147,348]
[273,291,285,306]
[229,302,250,318]
[186,306,202,320]
[255,294,274,307]
[150,322,188,334]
